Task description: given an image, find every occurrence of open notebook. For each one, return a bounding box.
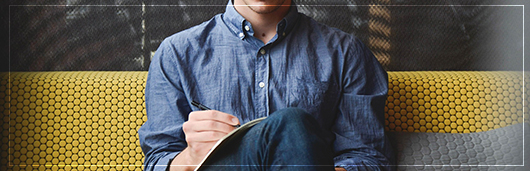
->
[194,117,267,171]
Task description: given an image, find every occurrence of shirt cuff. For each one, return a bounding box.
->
[156,151,180,171]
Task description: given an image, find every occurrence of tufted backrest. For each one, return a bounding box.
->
[0,71,526,170]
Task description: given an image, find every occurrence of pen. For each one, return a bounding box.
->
[191,100,240,128]
[191,101,211,110]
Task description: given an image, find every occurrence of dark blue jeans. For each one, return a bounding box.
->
[199,108,335,171]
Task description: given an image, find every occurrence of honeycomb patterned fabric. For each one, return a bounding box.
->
[386,71,527,133]
[1,72,147,171]
[389,123,529,171]
[0,71,527,170]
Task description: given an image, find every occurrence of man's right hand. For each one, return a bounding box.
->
[169,110,240,171]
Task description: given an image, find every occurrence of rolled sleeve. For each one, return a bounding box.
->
[332,38,395,171]
[333,93,394,171]
[138,39,191,171]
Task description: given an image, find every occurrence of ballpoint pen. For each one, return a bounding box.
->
[191,101,211,110]
[191,100,240,128]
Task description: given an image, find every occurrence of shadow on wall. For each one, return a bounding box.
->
[4,0,526,71]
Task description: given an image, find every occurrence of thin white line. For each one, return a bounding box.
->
[522,4,525,167]
[6,4,526,7]
[10,164,146,167]
[7,164,525,167]
[388,164,525,167]
[8,4,11,167]
[5,3,527,168]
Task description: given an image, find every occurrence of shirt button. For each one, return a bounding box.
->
[239,33,245,38]
[282,32,286,36]
[244,25,250,31]
[258,82,265,88]
[260,49,266,55]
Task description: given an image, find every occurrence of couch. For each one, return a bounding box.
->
[0,71,528,170]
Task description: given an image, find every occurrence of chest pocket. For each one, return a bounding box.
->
[287,78,339,115]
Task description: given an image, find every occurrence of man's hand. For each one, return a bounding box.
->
[169,110,240,171]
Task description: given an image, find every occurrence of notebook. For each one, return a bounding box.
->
[194,117,267,171]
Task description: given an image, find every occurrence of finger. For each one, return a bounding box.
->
[188,142,217,158]
[184,120,236,134]
[185,131,228,143]
[189,110,240,125]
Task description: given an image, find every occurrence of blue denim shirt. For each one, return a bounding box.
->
[139,1,394,171]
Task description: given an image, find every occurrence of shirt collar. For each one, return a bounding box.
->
[223,0,300,40]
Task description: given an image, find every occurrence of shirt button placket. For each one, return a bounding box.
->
[256,48,269,117]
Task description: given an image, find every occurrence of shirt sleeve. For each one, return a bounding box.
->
[138,39,191,171]
[332,38,396,171]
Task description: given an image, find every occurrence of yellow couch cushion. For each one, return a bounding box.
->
[386,71,526,133]
[0,71,526,170]
[1,72,147,171]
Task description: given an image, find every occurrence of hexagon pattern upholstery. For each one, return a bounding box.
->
[0,71,527,170]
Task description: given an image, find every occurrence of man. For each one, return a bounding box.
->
[139,0,395,170]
